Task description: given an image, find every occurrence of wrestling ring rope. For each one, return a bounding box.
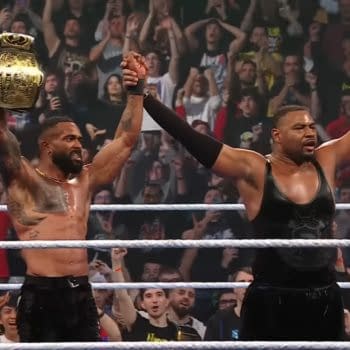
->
[1,202,350,349]
[0,341,350,349]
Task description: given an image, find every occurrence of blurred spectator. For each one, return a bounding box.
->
[238,23,282,91]
[320,34,350,124]
[111,248,200,341]
[90,6,126,98]
[52,0,99,47]
[86,74,126,150]
[0,292,19,343]
[158,265,183,282]
[215,289,236,311]
[11,0,43,37]
[206,0,257,32]
[268,54,311,115]
[237,59,265,94]
[326,92,350,139]
[143,43,180,109]
[334,182,350,269]
[167,287,206,339]
[185,17,246,91]
[214,87,271,154]
[323,0,350,69]
[90,269,122,342]
[204,267,253,340]
[140,257,162,282]
[43,0,90,75]
[21,69,68,158]
[179,67,221,129]
[0,2,13,32]
[9,4,48,66]
[87,186,130,263]
[139,0,186,58]
[33,70,70,124]
[95,0,132,36]
[100,73,126,107]
[180,187,237,283]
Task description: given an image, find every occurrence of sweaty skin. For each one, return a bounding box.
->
[0,52,146,277]
[7,161,92,276]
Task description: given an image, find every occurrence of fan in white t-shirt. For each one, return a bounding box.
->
[0,334,14,343]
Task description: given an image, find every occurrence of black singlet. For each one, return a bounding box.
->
[251,159,337,286]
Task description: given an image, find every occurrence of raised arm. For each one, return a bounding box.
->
[139,0,156,50]
[143,93,261,179]
[88,53,145,191]
[42,0,60,57]
[166,19,180,84]
[184,18,211,52]
[317,129,350,171]
[89,31,111,62]
[240,0,257,32]
[0,109,26,187]
[122,59,263,179]
[218,20,246,56]
[110,248,137,331]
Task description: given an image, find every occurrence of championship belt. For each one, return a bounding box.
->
[0,32,44,109]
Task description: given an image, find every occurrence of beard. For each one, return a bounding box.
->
[302,152,316,162]
[52,150,83,175]
[172,303,191,318]
[287,149,316,165]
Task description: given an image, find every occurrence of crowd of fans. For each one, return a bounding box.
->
[1,0,350,343]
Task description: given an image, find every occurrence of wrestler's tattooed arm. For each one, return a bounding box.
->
[0,110,23,187]
[88,94,144,189]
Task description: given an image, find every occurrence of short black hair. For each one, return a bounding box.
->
[139,286,169,300]
[158,266,184,282]
[239,87,260,103]
[271,105,310,128]
[143,181,163,195]
[241,59,257,69]
[207,18,220,26]
[38,116,74,140]
[11,13,29,30]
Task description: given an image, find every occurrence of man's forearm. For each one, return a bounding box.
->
[114,94,143,146]
[143,94,223,168]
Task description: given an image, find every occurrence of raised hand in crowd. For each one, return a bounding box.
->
[91,260,113,278]
[206,0,227,21]
[111,248,128,268]
[0,6,11,31]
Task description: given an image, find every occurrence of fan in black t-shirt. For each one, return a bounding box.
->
[111,248,201,342]
[204,268,254,340]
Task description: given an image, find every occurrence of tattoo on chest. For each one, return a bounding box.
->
[7,199,45,226]
[8,182,71,226]
[35,183,69,213]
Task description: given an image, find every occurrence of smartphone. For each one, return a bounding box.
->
[304,61,314,73]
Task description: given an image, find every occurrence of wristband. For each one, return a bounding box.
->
[114,266,122,272]
[127,79,145,95]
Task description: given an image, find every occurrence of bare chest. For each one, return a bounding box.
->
[272,168,320,205]
[7,179,90,227]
